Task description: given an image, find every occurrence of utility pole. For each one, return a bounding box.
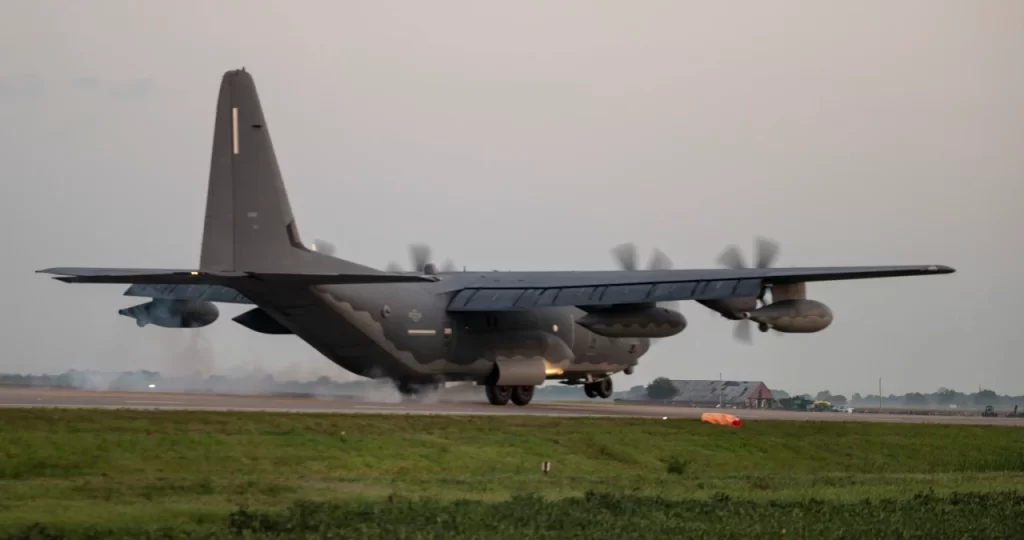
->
[878,378,882,410]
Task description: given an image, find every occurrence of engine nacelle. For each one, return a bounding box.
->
[118,299,219,328]
[745,299,832,333]
[577,307,687,338]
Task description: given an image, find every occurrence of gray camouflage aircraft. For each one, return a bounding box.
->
[37,69,955,406]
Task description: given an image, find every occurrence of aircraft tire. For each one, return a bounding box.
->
[584,384,598,399]
[486,384,512,406]
[596,378,613,399]
[510,385,534,406]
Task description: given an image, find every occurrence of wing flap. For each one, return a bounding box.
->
[448,279,762,311]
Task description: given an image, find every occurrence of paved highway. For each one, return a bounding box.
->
[2,387,1022,426]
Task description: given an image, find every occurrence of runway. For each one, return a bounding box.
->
[2,387,1022,426]
[4,389,1019,426]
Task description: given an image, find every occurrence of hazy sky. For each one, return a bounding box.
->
[1,1,1021,397]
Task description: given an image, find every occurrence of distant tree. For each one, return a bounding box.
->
[830,395,848,406]
[772,389,791,399]
[646,377,679,401]
[904,392,928,406]
[936,387,959,405]
[815,390,834,402]
[851,393,864,404]
[972,389,998,405]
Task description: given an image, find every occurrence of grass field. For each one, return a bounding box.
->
[2,409,1023,538]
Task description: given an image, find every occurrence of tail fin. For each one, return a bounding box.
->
[37,69,436,287]
[199,69,374,275]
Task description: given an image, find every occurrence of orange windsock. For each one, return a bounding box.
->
[700,412,742,427]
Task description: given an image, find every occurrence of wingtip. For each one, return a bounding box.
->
[929,265,956,274]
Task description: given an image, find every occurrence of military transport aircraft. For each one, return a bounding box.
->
[37,69,955,407]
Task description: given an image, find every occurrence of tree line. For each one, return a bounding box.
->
[640,377,1022,408]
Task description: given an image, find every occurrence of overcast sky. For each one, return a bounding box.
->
[1,1,1021,397]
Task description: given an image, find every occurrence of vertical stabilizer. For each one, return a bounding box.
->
[199,69,375,275]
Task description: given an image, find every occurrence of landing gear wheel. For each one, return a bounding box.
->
[510,386,535,406]
[758,322,770,333]
[584,384,597,399]
[485,385,512,406]
[595,377,613,399]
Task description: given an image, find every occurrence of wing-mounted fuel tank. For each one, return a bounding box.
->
[576,306,687,338]
[744,298,833,333]
[734,282,833,334]
[118,299,219,328]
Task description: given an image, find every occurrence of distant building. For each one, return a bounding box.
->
[668,380,777,408]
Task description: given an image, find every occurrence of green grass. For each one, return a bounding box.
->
[9,493,1024,539]
[1,409,1023,537]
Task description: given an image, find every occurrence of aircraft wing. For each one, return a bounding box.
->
[444,265,954,311]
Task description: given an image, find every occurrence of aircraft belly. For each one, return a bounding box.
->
[229,285,427,380]
[309,285,489,380]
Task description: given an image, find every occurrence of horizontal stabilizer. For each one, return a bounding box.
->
[37,267,438,285]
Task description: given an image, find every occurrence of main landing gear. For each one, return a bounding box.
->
[584,377,613,399]
[486,385,535,406]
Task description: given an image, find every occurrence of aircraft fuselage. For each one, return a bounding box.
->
[234,275,650,389]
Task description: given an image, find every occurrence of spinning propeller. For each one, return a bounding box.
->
[385,244,458,274]
[610,242,680,312]
[713,236,782,344]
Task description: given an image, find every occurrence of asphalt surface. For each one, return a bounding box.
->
[2,387,1022,426]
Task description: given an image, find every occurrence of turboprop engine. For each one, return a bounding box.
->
[118,299,219,328]
[577,306,687,338]
[700,237,836,343]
